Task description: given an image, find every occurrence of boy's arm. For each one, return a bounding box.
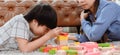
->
[16,34,50,52]
[16,27,63,52]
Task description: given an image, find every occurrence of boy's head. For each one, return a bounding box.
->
[24,3,57,36]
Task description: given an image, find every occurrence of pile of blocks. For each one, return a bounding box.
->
[39,33,120,55]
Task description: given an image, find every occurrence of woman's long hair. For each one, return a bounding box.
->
[89,0,99,22]
[94,0,99,15]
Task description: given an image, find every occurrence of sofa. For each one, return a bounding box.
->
[0,0,82,33]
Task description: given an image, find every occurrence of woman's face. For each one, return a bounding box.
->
[77,0,95,10]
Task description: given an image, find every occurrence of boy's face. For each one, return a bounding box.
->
[29,19,50,37]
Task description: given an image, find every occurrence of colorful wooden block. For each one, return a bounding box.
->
[57,33,68,46]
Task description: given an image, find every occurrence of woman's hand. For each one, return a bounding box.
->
[80,10,89,21]
[68,36,78,41]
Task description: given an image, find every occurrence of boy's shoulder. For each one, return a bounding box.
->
[3,14,27,27]
[9,14,26,23]
[13,14,24,20]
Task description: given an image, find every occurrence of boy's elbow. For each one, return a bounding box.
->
[20,49,30,52]
[19,47,33,52]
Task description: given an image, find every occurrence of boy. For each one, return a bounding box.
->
[0,3,63,52]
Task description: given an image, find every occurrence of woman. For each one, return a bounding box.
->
[73,0,120,43]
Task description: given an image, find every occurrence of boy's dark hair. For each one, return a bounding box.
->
[24,3,57,29]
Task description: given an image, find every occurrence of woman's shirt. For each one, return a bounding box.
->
[77,0,120,42]
[0,14,34,50]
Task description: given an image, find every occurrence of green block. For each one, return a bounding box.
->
[39,47,45,52]
[98,43,110,47]
[67,50,77,55]
[49,50,56,55]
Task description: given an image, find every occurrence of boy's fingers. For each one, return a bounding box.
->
[56,27,63,30]
[55,27,63,32]
[53,27,62,30]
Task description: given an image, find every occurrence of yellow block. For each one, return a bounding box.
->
[61,46,69,50]
[58,35,68,41]
[74,42,80,45]
[51,48,57,51]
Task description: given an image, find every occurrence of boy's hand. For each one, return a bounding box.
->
[46,27,63,38]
